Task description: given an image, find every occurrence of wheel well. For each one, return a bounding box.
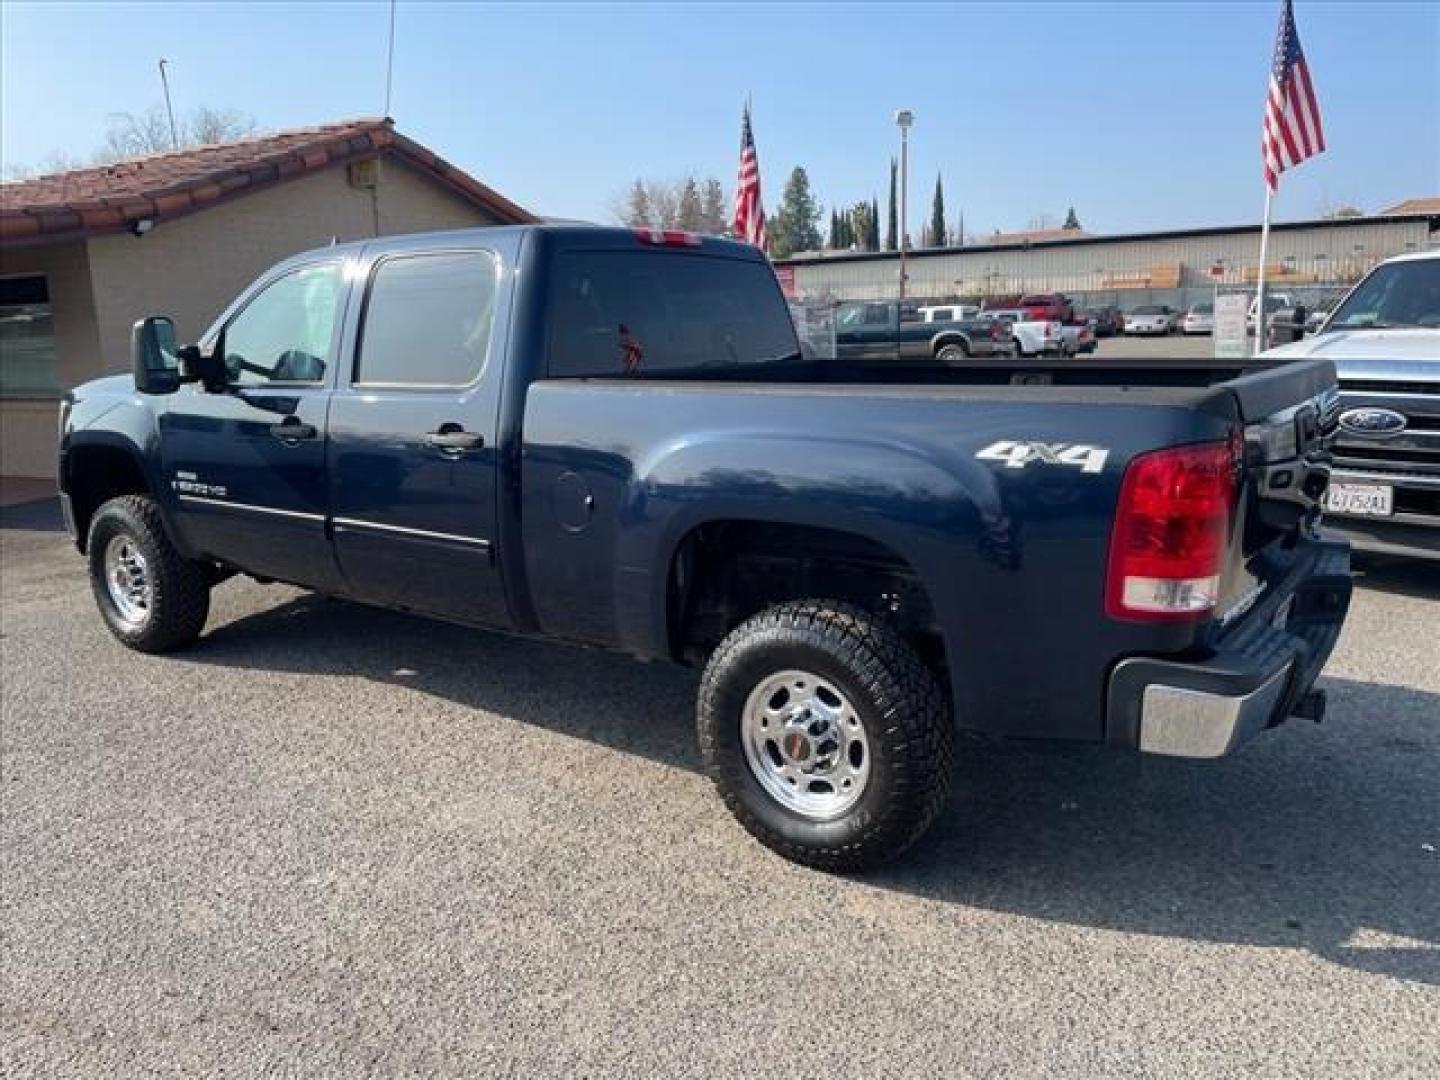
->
[667,520,944,671]
[65,445,150,551]
[931,333,969,354]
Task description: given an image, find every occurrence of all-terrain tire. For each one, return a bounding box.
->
[87,494,210,653]
[697,600,953,872]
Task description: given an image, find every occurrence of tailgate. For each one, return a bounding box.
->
[1220,357,1337,425]
[1224,359,1339,534]
[1210,358,1342,627]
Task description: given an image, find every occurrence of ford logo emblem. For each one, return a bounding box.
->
[1338,407,1407,438]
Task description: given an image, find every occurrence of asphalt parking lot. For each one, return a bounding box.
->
[1092,330,1231,359]
[2,498,1437,1078]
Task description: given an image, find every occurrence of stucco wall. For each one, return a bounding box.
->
[85,157,500,372]
[2,157,501,477]
[0,240,99,477]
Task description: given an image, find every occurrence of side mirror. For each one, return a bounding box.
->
[130,316,181,395]
[177,341,229,393]
[1266,307,1308,347]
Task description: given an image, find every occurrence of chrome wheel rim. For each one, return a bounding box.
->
[741,669,870,820]
[104,534,152,626]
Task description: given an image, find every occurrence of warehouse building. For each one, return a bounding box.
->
[774,207,1439,310]
[0,118,534,478]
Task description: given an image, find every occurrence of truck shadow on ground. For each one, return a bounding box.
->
[189,592,1438,987]
[1349,553,1440,601]
[0,497,64,534]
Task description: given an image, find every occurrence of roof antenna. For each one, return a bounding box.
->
[383,0,397,118]
[158,58,179,149]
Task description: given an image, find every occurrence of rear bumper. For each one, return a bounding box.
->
[1105,538,1352,759]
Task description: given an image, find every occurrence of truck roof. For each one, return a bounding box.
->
[284,223,768,265]
[1378,246,1440,265]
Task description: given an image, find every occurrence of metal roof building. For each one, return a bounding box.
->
[775,211,1439,304]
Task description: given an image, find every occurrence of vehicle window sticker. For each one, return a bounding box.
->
[619,323,644,375]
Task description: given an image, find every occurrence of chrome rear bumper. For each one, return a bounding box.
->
[1137,664,1293,758]
[1105,538,1351,759]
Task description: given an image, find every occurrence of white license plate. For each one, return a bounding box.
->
[1325,482,1393,517]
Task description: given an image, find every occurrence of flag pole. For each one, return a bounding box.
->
[1254,185,1274,356]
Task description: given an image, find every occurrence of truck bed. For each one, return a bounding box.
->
[564,356,1337,425]
[516,357,1336,743]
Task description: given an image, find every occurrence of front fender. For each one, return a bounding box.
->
[61,392,190,555]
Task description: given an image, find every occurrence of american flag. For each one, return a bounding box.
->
[733,103,766,250]
[1262,0,1325,191]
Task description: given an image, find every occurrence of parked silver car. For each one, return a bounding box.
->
[1181,302,1214,335]
[1124,305,1176,335]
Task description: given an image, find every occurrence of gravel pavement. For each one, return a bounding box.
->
[2,499,1437,1078]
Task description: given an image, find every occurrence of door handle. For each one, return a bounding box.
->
[270,419,318,442]
[424,428,484,452]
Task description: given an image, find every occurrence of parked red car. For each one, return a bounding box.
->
[1018,293,1076,325]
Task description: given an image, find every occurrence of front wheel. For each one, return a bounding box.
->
[935,342,969,366]
[87,494,211,653]
[697,600,953,871]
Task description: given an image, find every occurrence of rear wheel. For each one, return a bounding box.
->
[87,495,211,653]
[697,600,953,871]
[935,342,969,366]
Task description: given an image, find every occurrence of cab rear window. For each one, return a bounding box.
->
[546,251,799,378]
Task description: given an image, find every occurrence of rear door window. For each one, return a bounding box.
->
[547,251,798,377]
[355,251,498,387]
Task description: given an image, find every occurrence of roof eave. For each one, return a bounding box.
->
[0,121,536,247]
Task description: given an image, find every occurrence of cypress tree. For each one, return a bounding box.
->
[886,159,898,251]
[930,174,947,248]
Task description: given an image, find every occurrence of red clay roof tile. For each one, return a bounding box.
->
[0,118,535,246]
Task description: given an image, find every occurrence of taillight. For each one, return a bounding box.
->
[634,228,703,247]
[1105,438,1238,622]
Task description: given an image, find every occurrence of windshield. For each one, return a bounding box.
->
[1133,306,1163,315]
[1190,304,1213,315]
[1326,259,1440,331]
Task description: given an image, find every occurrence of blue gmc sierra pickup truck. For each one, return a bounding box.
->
[60,225,1352,870]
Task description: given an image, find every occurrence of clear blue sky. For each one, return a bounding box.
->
[3,1,1436,236]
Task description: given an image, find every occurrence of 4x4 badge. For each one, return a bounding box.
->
[976,440,1110,474]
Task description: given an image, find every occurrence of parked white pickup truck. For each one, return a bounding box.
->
[918,304,980,323]
[981,308,1067,357]
[1264,250,1439,561]
[1059,321,1097,355]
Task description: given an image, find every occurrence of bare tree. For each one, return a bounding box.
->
[64,104,259,168]
[100,107,179,158]
[2,150,87,181]
[187,106,256,146]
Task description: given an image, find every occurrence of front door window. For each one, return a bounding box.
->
[222,263,343,385]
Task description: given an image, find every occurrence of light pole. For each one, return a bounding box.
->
[895,109,913,300]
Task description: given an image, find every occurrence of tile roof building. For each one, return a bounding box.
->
[0,119,532,477]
